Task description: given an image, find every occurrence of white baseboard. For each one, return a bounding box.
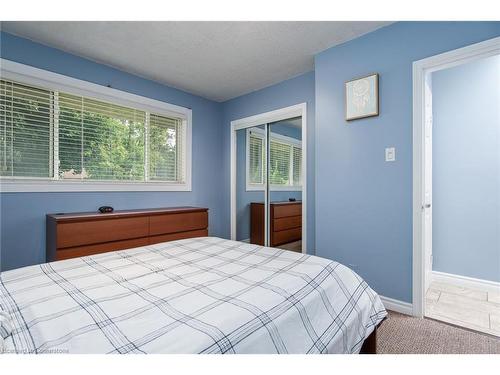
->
[431,271,500,293]
[379,295,413,316]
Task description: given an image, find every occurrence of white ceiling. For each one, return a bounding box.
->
[1,21,391,102]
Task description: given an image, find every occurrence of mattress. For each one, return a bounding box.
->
[0,237,386,354]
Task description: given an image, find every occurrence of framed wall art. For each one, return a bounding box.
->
[345,73,379,121]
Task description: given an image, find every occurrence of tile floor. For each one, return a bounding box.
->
[425,281,500,337]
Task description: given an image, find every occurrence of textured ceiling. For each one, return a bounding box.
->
[1,21,391,102]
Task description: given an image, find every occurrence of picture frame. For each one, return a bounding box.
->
[345,73,379,121]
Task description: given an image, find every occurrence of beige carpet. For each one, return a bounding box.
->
[377,311,500,354]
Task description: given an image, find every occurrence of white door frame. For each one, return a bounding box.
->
[412,36,500,317]
[230,103,307,253]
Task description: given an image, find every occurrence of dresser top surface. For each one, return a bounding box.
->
[251,201,302,206]
[47,206,208,222]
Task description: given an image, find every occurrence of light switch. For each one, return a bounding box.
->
[385,147,396,162]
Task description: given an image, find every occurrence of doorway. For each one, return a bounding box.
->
[412,37,500,336]
[230,104,307,253]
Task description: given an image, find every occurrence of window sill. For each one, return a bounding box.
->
[0,179,192,193]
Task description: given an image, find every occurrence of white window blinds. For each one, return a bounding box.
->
[248,133,264,184]
[269,140,291,185]
[1,80,53,178]
[247,129,302,189]
[149,113,184,183]
[0,78,187,184]
[58,93,146,180]
[292,146,302,186]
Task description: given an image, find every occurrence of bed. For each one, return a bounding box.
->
[0,236,386,354]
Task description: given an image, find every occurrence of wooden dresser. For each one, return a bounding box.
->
[46,207,208,262]
[250,201,302,247]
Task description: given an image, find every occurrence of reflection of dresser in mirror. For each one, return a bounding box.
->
[250,201,302,251]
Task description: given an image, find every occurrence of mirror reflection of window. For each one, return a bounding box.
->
[246,126,302,191]
[248,131,264,185]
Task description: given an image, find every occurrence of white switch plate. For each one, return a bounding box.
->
[385,147,396,162]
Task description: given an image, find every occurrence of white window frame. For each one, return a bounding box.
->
[0,59,192,192]
[245,127,302,192]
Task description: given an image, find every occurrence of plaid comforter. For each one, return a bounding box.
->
[0,237,386,354]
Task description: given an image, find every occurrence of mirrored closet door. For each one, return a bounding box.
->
[235,117,303,253]
[235,125,266,244]
[267,118,303,252]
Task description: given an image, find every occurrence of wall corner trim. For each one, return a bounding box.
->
[379,295,414,316]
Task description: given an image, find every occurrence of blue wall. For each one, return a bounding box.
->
[236,123,302,241]
[314,22,500,302]
[0,32,225,271]
[222,72,316,253]
[432,55,500,282]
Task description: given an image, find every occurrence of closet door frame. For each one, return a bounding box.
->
[230,103,307,253]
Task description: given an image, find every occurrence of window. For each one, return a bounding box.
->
[1,80,52,178]
[57,92,147,181]
[246,128,302,191]
[149,113,184,182]
[0,60,192,192]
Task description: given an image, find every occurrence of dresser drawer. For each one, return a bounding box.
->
[273,203,302,219]
[57,217,149,249]
[272,227,302,246]
[56,237,149,260]
[273,215,302,232]
[149,211,208,236]
[149,229,208,245]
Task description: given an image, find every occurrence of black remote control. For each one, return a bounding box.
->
[98,206,114,213]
